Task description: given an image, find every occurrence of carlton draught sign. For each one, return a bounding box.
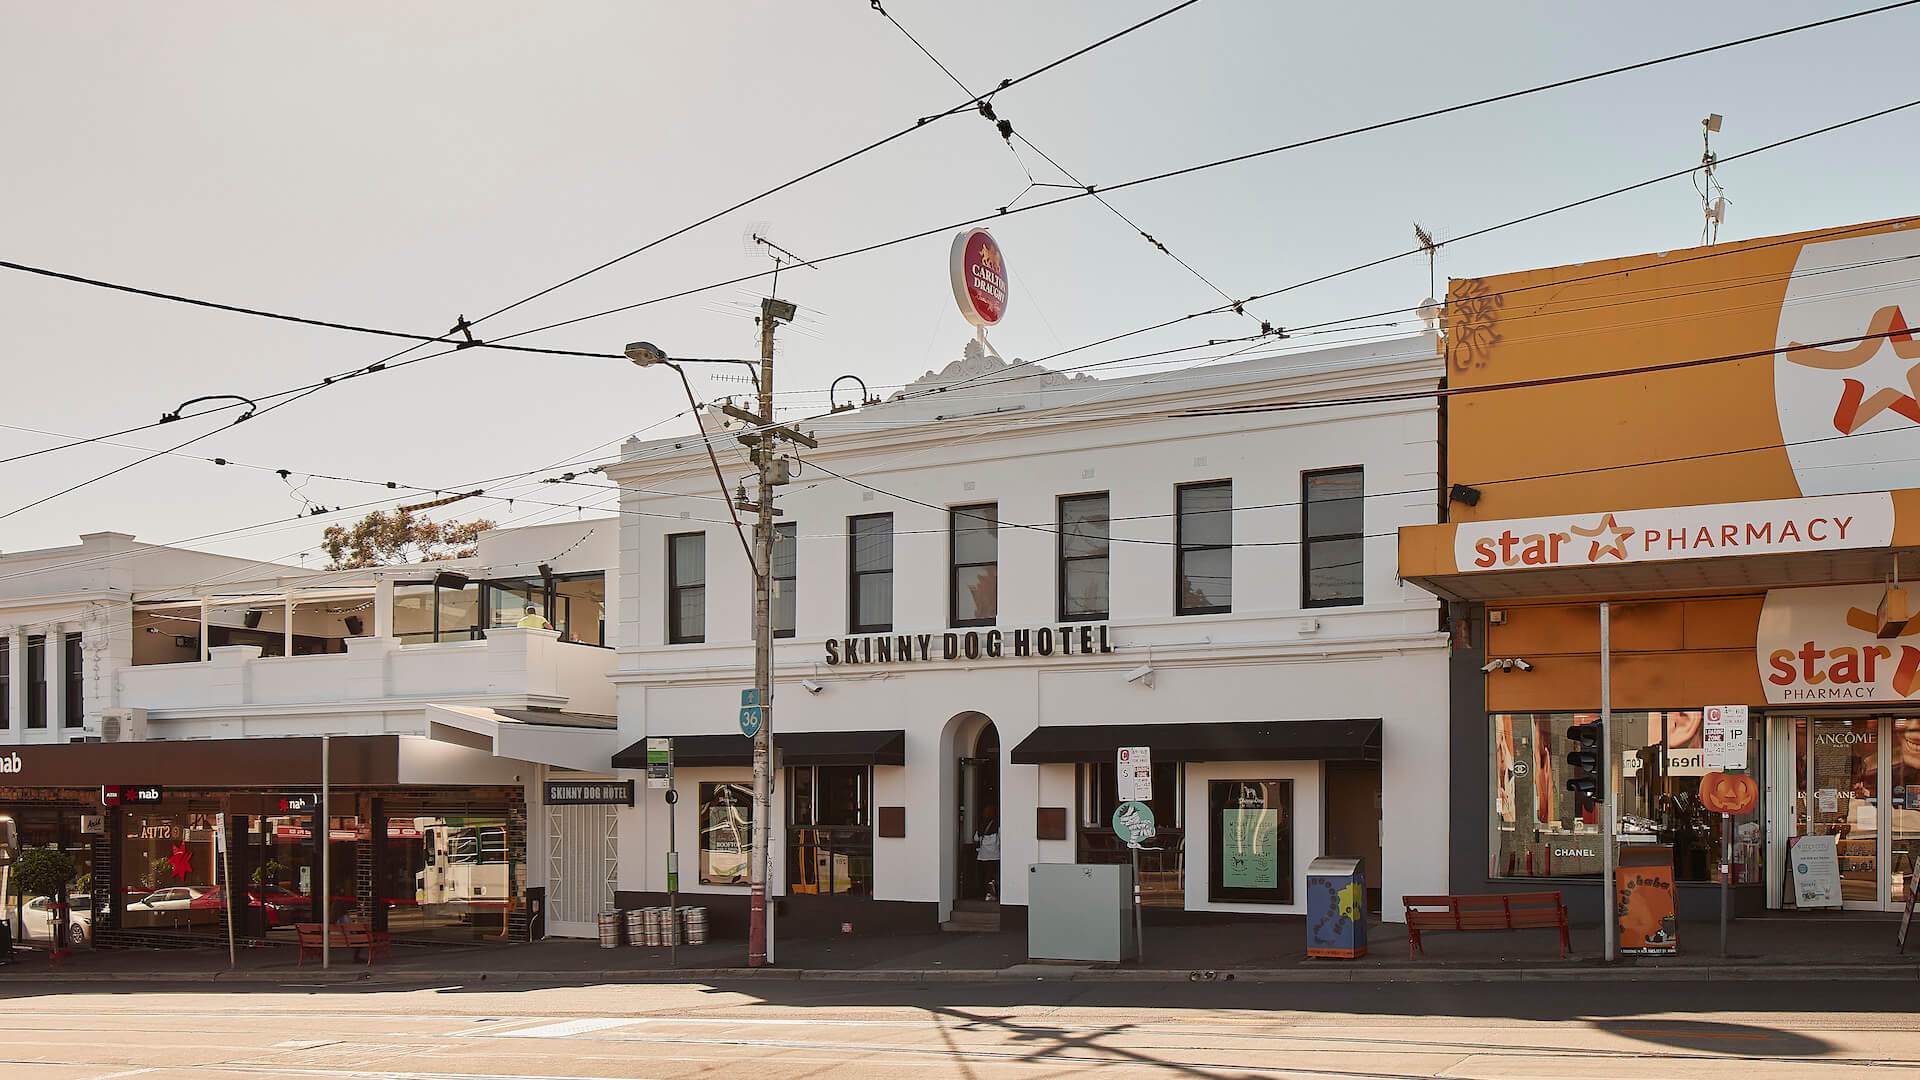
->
[950,228,1008,327]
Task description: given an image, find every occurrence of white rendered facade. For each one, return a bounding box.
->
[609,337,1452,927]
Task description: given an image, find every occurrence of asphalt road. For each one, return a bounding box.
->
[0,977,1914,1079]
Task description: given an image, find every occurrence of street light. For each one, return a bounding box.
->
[624,341,669,367]
[621,311,809,968]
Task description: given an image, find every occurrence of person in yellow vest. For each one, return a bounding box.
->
[515,605,550,630]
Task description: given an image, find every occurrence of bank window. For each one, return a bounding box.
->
[64,632,83,728]
[0,639,9,729]
[951,503,998,628]
[787,765,873,896]
[27,634,46,728]
[1209,779,1293,904]
[1059,493,1110,622]
[772,523,797,639]
[1176,481,1232,615]
[849,514,893,634]
[1490,711,1762,884]
[1075,761,1183,908]
[1303,467,1363,608]
[698,782,753,886]
[667,532,705,644]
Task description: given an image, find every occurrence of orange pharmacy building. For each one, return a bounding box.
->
[1399,215,1920,917]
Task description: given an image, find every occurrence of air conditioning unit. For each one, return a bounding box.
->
[98,707,148,743]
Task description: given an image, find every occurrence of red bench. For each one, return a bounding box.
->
[1402,892,1569,959]
[295,922,393,965]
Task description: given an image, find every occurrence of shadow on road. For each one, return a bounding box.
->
[1589,1017,1832,1057]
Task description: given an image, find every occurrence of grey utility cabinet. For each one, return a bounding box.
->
[1028,862,1138,962]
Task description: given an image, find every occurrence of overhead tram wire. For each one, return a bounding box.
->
[0,3,1204,483]
[335,200,1920,498]
[8,98,1914,496]
[16,326,1920,603]
[0,7,1209,361]
[9,75,1915,482]
[871,2,1272,330]
[452,0,1206,331]
[823,102,1920,411]
[459,0,1920,349]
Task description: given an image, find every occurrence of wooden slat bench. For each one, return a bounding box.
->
[1402,892,1569,959]
[295,922,394,965]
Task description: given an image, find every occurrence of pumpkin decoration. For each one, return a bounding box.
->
[1699,770,1759,815]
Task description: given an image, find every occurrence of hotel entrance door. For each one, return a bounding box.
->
[1790,717,1920,909]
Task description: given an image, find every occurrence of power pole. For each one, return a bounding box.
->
[735,295,809,967]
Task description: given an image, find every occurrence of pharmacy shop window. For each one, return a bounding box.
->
[1489,711,1762,884]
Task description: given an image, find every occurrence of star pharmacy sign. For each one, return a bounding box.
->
[1454,493,1892,573]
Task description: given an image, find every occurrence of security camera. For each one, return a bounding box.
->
[1512,658,1532,673]
[800,679,824,695]
[1481,660,1502,674]
[1125,664,1156,688]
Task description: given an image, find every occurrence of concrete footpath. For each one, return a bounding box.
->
[6,912,1917,985]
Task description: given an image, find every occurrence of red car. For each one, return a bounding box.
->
[190,885,314,926]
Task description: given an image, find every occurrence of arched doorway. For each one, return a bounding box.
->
[958,723,1001,904]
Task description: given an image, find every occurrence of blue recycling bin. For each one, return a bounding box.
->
[1305,856,1367,959]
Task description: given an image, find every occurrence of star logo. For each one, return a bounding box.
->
[1787,305,1920,434]
[168,842,193,881]
[1569,513,1635,562]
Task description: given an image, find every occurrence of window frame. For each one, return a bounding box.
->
[666,532,707,645]
[63,632,83,728]
[949,502,999,629]
[785,764,875,897]
[1175,480,1233,616]
[1302,466,1365,609]
[772,522,797,640]
[1057,491,1111,623]
[847,513,894,635]
[26,633,46,729]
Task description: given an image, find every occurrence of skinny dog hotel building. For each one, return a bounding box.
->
[1400,215,1920,918]
[608,337,1453,935]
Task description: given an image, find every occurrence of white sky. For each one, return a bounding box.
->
[3,1,1916,566]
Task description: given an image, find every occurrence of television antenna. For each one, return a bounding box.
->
[1413,222,1442,331]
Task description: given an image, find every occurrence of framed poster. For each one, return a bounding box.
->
[1208,779,1292,904]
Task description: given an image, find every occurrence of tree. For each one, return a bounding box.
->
[319,510,495,570]
[11,848,78,948]
[8,848,75,903]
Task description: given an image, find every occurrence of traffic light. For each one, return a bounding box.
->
[1566,720,1603,805]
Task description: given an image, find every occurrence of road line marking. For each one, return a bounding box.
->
[490,1018,645,1039]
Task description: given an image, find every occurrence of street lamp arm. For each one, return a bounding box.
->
[663,361,757,572]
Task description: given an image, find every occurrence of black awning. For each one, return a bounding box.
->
[1009,719,1380,765]
[612,729,906,771]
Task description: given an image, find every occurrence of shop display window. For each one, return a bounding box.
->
[119,804,222,931]
[786,766,872,896]
[1490,711,1762,884]
[381,815,512,936]
[1207,779,1292,904]
[1075,762,1184,907]
[699,782,753,886]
